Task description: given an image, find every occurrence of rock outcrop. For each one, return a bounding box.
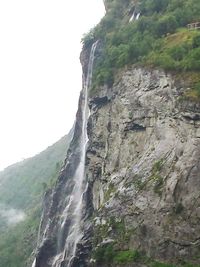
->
[85,66,200,266]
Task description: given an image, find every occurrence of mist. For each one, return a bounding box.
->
[0,204,26,226]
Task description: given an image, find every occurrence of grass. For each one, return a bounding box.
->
[163,29,198,48]
[114,250,140,264]
[94,244,140,265]
[145,159,165,196]
[151,261,176,267]
[104,183,116,202]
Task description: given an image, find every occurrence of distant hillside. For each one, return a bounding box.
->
[0,131,72,210]
[0,129,73,267]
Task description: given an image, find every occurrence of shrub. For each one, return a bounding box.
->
[114,250,140,264]
[94,244,115,263]
[140,0,170,15]
[81,30,95,49]
[155,15,178,36]
[174,203,184,214]
[94,245,140,264]
[193,34,200,48]
[183,48,200,70]
[168,45,189,61]
[152,160,163,173]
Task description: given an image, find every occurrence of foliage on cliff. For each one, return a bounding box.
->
[82,0,200,93]
[0,133,72,267]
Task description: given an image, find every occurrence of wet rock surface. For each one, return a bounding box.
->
[86,67,200,266]
[33,64,200,266]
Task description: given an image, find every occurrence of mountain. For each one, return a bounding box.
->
[33,1,200,267]
[0,130,73,267]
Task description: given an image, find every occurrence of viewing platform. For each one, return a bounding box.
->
[187,22,200,30]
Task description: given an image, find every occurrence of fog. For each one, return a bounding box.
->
[0,204,26,226]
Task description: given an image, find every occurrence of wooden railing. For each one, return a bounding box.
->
[187,22,200,30]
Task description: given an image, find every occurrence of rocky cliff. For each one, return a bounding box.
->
[85,65,200,266]
[33,65,200,267]
[33,0,200,266]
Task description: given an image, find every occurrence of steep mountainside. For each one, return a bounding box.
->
[0,132,72,267]
[86,67,200,267]
[33,0,200,267]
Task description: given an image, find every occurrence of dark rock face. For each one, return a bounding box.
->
[124,121,146,132]
[33,90,93,267]
[89,96,110,109]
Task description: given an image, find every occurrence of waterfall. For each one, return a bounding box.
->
[129,11,140,22]
[129,12,135,22]
[50,41,98,267]
[135,13,140,20]
[31,259,36,267]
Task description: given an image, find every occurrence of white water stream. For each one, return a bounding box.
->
[51,41,98,267]
[129,11,140,22]
[31,258,36,267]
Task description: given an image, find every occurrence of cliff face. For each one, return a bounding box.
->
[33,0,200,266]
[34,62,200,267]
[86,66,200,265]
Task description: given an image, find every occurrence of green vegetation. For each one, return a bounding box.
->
[114,250,140,264]
[93,216,127,247]
[146,159,164,196]
[174,202,184,214]
[94,244,140,265]
[184,80,200,101]
[0,132,72,267]
[153,176,164,196]
[132,174,147,191]
[93,245,200,266]
[82,0,200,98]
[93,215,199,266]
[104,183,116,202]
[147,29,200,71]
[151,262,177,267]
[152,159,164,173]
[94,244,115,263]
[150,261,200,267]
[0,207,41,267]
[0,134,71,209]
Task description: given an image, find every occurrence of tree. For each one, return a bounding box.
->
[155,15,178,36]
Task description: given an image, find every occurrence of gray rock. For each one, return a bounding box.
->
[87,67,200,265]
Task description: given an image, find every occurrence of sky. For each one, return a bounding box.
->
[0,0,105,171]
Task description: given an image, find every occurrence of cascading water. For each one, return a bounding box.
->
[129,11,140,22]
[135,13,140,20]
[32,258,36,267]
[129,11,135,22]
[50,41,98,267]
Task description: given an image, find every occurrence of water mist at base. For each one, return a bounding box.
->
[32,41,98,267]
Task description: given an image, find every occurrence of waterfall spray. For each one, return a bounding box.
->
[50,41,98,267]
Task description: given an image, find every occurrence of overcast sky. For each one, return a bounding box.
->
[0,0,105,171]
